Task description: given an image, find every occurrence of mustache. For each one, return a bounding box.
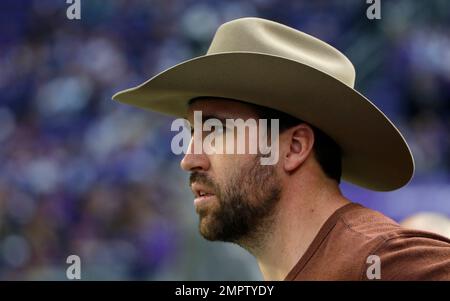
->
[189,172,217,191]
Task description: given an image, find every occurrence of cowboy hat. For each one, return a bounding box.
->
[112,17,414,191]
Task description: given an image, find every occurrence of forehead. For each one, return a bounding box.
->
[187,98,258,121]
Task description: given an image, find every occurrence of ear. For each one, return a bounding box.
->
[282,124,315,172]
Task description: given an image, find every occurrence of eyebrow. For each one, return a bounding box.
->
[188,113,230,125]
[189,114,228,135]
[202,114,229,124]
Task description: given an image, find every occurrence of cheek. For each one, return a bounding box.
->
[212,154,259,183]
[208,154,231,176]
[209,154,247,179]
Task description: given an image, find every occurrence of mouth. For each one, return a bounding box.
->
[191,182,216,207]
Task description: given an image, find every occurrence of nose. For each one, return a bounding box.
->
[180,137,210,172]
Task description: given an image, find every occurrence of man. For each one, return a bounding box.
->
[113,18,450,280]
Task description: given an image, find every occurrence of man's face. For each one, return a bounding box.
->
[180,98,282,247]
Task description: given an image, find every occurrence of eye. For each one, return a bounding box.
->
[215,124,225,134]
[191,123,231,137]
[214,124,233,136]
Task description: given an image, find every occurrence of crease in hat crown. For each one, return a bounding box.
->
[206,17,356,87]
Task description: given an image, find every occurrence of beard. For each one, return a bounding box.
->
[189,156,281,252]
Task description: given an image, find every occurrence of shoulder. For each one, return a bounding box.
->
[372,230,450,280]
[336,204,450,280]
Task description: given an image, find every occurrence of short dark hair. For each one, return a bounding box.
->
[252,104,342,183]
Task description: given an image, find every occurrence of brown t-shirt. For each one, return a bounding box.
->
[284,203,450,280]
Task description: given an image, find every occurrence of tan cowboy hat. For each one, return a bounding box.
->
[112,17,414,191]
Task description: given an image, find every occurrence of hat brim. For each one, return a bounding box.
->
[112,52,414,191]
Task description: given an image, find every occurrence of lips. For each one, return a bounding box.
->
[191,182,216,207]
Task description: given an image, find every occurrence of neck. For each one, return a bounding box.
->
[252,175,350,281]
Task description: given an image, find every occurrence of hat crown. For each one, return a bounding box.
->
[207,17,356,87]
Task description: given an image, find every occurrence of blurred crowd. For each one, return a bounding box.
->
[0,0,449,280]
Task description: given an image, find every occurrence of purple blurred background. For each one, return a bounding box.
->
[0,0,449,280]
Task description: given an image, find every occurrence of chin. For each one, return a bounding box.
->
[198,216,216,241]
[198,214,225,241]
